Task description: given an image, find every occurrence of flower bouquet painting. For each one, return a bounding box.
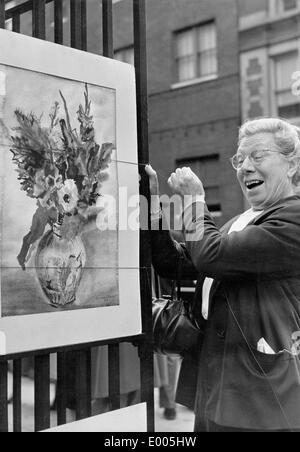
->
[0,66,119,317]
[11,84,114,308]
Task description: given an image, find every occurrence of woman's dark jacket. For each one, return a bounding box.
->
[151,196,300,430]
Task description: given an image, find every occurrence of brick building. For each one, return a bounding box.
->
[111,0,300,222]
[5,0,300,223]
[4,0,243,223]
[111,0,243,224]
[239,0,300,126]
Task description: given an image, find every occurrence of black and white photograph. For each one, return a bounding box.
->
[0,0,300,437]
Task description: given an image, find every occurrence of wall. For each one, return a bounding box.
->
[34,0,244,224]
[141,0,243,223]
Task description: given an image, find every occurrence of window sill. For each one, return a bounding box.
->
[239,9,300,31]
[269,8,300,20]
[171,74,218,90]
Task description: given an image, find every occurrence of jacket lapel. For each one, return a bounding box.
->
[193,216,238,319]
[193,197,300,320]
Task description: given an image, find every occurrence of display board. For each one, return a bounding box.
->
[43,404,147,433]
[0,29,141,354]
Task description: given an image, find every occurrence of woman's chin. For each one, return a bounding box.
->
[246,195,265,211]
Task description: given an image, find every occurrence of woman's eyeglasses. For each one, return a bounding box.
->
[230,149,282,171]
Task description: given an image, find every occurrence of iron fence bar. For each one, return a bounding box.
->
[54,0,63,44]
[138,279,155,432]
[0,361,8,432]
[13,359,22,432]
[139,336,155,423]
[0,0,5,28]
[133,0,155,432]
[102,0,113,58]
[108,344,120,411]
[12,12,20,33]
[56,352,67,426]
[80,0,87,51]
[0,0,154,433]
[70,0,82,49]
[75,349,91,420]
[34,354,50,432]
[32,0,46,39]
[85,348,92,416]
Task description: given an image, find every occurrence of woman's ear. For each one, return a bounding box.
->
[287,156,298,180]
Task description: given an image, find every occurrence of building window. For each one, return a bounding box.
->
[114,46,134,66]
[273,51,300,120]
[175,22,217,83]
[270,0,300,15]
[176,155,222,218]
[281,0,298,11]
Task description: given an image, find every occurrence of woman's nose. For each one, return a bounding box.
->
[240,155,255,172]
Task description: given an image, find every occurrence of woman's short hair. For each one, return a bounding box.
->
[238,117,300,189]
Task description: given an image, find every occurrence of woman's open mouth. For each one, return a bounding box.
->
[245,180,264,191]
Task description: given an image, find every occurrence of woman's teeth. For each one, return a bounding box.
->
[245,180,264,190]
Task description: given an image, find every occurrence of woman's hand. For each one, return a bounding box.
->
[145,164,161,216]
[145,164,160,196]
[168,167,204,198]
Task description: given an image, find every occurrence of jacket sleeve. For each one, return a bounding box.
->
[151,215,198,281]
[184,201,300,280]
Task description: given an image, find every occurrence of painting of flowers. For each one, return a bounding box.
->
[0,65,119,316]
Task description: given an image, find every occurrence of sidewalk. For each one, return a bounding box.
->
[7,377,195,432]
[154,389,195,432]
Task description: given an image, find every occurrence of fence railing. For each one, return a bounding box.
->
[0,0,154,433]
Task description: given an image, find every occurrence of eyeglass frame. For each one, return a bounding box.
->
[230,148,285,171]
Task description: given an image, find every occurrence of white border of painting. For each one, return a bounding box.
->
[0,29,141,354]
[42,403,147,432]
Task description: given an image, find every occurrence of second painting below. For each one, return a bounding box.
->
[0,64,119,317]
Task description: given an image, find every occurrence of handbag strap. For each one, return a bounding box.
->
[152,267,162,299]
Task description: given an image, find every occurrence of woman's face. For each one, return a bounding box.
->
[236,132,295,210]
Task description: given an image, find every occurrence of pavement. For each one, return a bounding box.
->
[154,389,195,432]
[7,375,195,432]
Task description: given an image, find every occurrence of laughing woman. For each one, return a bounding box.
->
[146,117,300,432]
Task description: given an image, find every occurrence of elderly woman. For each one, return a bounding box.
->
[146,117,300,432]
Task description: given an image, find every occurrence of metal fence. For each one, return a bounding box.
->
[0,0,154,432]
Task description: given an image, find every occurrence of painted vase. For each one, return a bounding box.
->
[35,216,86,308]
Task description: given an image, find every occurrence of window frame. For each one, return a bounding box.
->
[176,154,222,218]
[269,41,300,123]
[172,21,218,89]
[269,0,300,17]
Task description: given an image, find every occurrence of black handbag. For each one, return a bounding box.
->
[152,257,203,357]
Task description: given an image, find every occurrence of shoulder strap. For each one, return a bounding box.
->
[154,271,161,299]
